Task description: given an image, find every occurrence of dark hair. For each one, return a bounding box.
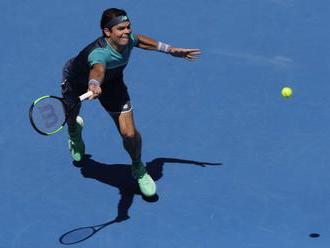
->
[100,8,127,30]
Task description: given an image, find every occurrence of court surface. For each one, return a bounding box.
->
[1,0,330,247]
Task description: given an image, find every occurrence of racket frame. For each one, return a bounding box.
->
[29,91,93,136]
[29,95,68,136]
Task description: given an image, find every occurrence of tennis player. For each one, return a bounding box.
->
[61,8,201,197]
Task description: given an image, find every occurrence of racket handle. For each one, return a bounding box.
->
[79,91,93,101]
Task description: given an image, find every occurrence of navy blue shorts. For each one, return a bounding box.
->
[61,78,132,127]
[61,78,132,111]
[61,58,133,127]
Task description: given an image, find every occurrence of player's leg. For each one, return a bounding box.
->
[98,82,156,197]
[110,110,156,197]
[110,110,142,162]
[97,82,142,162]
[61,73,85,161]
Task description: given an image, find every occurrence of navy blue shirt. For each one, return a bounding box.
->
[63,33,139,86]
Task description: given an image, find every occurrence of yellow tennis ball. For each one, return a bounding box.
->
[281,87,292,98]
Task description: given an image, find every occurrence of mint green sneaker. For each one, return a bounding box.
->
[132,162,156,197]
[68,116,85,161]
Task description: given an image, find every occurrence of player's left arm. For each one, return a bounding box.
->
[135,34,201,61]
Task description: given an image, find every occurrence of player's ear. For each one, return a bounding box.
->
[103,27,111,37]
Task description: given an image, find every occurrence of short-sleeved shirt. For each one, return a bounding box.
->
[63,33,139,87]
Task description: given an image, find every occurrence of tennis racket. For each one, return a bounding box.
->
[29,91,93,136]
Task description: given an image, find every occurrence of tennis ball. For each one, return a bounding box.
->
[281,87,292,98]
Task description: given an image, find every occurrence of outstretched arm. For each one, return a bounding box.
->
[135,34,159,51]
[136,34,201,61]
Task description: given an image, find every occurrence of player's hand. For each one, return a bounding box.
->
[88,83,102,100]
[169,47,201,61]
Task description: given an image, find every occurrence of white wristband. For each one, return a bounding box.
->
[157,41,171,53]
[88,79,101,86]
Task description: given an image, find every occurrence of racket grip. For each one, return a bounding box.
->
[79,91,93,101]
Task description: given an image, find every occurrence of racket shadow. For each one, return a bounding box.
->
[59,218,124,245]
[59,155,222,245]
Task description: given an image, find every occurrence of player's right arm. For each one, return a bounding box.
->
[88,64,105,100]
[87,48,108,100]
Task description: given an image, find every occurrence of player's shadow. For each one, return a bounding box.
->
[59,156,221,245]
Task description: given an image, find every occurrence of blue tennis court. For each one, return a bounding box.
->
[2,0,330,247]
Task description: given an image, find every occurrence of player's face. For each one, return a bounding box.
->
[109,21,131,47]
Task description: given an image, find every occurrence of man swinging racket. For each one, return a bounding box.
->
[61,8,201,197]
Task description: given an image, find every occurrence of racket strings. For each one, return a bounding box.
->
[31,97,66,134]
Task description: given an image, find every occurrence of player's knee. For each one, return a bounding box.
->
[121,129,138,140]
